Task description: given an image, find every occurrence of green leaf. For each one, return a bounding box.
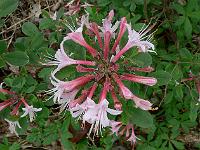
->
[43,124,59,145]
[37,107,49,119]
[12,76,26,89]
[171,65,183,81]
[0,40,7,53]
[56,7,64,19]
[171,140,185,150]
[61,119,74,150]
[97,0,111,6]
[129,108,154,128]
[179,48,193,60]
[134,52,152,67]
[174,85,183,99]
[9,142,20,150]
[164,91,174,104]
[26,128,42,146]
[38,68,52,80]
[22,22,39,36]
[188,11,200,20]
[0,19,5,28]
[0,57,5,68]
[4,51,29,66]
[189,100,199,122]
[0,144,9,150]
[184,17,192,38]
[0,0,19,18]
[137,144,157,150]
[171,3,185,15]
[39,18,55,30]
[151,71,171,86]
[174,16,185,26]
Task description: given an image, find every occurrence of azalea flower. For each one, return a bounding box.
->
[20,98,42,122]
[58,88,79,113]
[111,23,155,63]
[110,121,140,145]
[125,124,140,145]
[21,105,42,122]
[50,11,57,20]
[69,83,97,119]
[87,99,122,136]
[113,73,153,110]
[110,120,122,135]
[44,47,95,75]
[67,23,98,58]
[45,10,157,141]
[5,119,21,137]
[0,100,13,111]
[121,74,157,86]
[48,73,94,103]
[70,97,96,118]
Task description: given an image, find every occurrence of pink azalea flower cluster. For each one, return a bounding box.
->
[46,10,157,143]
[0,83,42,136]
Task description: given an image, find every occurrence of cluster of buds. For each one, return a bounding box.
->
[0,83,42,136]
[45,10,157,144]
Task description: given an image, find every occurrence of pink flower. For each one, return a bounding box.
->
[131,95,152,110]
[126,66,154,72]
[111,88,122,110]
[110,122,140,145]
[70,83,98,119]
[0,100,13,111]
[70,97,96,118]
[5,119,21,137]
[111,17,127,53]
[113,73,152,110]
[76,65,96,73]
[110,120,122,135]
[100,10,119,37]
[100,10,120,60]
[67,24,98,57]
[86,99,122,136]
[44,46,95,74]
[121,74,157,86]
[58,88,79,113]
[20,98,42,122]
[111,23,155,63]
[83,15,103,49]
[10,100,23,116]
[125,124,140,145]
[113,73,134,99]
[45,10,157,141]
[48,73,94,103]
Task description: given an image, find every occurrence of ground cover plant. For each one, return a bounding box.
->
[0,0,200,150]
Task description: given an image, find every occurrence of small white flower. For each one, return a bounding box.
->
[58,89,79,113]
[50,11,57,20]
[70,97,96,118]
[126,23,155,53]
[85,99,122,136]
[5,119,21,137]
[21,105,42,122]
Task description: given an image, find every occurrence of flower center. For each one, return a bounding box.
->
[95,58,119,83]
